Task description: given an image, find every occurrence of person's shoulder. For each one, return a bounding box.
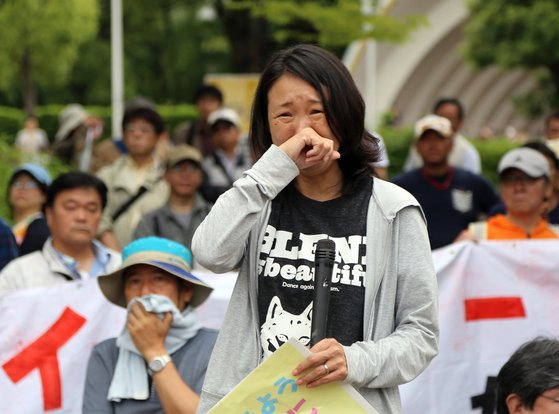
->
[142,204,169,219]
[4,250,43,268]
[455,133,478,149]
[174,328,218,361]
[93,337,118,353]
[454,168,494,187]
[194,194,212,211]
[0,250,44,279]
[202,152,217,166]
[373,177,422,217]
[96,156,126,180]
[392,169,421,185]
[27,216,49,231]
[89,337,119,365]
[0,218,12,233]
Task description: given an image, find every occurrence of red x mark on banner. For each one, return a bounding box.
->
[2,307,86,411]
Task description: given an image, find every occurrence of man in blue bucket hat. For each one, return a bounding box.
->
[83,237,217,414]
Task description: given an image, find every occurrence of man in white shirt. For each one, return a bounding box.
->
[404,97,481,174]
[0,172,121,294]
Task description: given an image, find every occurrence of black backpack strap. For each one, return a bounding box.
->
[212,153,235,187]
[152,214,162,237]
[111,186,148,222]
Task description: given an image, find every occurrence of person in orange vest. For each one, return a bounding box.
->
[461,147,558,240]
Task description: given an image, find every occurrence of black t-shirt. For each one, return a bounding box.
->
[393,167,501,249]
[257,178,372,357]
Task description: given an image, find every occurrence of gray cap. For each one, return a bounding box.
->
[498,147,549,178]
[167,144,203,168]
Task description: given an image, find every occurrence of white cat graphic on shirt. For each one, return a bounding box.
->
[260,296,312,357]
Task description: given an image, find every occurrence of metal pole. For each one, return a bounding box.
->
[111,0,124,140]
[361,0,378,129]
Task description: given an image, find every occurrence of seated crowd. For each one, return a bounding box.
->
[0,89,558,413]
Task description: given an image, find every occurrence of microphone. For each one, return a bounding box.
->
[310,238,336,347]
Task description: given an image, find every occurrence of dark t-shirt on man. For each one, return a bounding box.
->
[393,167,500,250]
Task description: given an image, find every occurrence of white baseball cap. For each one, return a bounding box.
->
[498,147,549,178]
[208,107,241,128]
[414,114,453,140]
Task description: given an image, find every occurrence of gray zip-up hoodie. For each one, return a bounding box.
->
[192,145,439,413]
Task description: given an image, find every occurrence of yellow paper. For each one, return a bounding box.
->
[208,338,378,413]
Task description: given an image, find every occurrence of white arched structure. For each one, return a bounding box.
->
[345,0,542,137]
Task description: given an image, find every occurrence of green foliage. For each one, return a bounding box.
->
[116,0,230,104]
[158,105,199,134]
[0,1,230,107]
[0,0,99,106]
[0,107,24,143]
[463,0,559,114]
[230,0,426,47]
[464,0,559,69]
[377,125,414,177]
[470,139,518,185]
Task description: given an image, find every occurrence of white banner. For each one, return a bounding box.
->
[0,272,237,413]
[401,240,559,414]
[2,242,558,414]
[0,279,125,413]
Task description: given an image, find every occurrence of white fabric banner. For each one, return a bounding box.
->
[0,271,237,413]
[2,242,558,413]
[401,240,559,414]
[0,279,125,413]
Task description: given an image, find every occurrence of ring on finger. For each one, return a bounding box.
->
[323,363,330,375]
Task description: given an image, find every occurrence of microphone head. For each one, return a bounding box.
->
[315,238,336,262]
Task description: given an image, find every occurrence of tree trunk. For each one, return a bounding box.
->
[549,63,559,111]
[21,49,36,116]
[216,0,275,73]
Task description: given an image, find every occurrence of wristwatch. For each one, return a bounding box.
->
[147,354,171,376]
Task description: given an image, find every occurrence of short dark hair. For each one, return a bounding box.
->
[433,97,465,122]
[523,141,559,169]
[193,85,223,104]
[122,106,165,135]
[545,111,559,128]
[46,171,108,209]
[495,337,559,414]
[249,44,379,193]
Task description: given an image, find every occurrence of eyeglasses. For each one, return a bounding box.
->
[12,180,39,190]
[124,124,155,134]
[541,394,559,403]
[170,163,200,173]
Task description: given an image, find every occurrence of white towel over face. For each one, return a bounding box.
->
[107,294,201,402]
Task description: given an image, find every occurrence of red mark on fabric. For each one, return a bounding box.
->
[2,307,86,410]
[465,297,526,321]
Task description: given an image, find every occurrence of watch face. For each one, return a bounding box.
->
[150,359,164,372]
[148,355,170,375]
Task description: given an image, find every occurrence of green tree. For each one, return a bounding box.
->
[463,0,559,116]
[0,0,99,115]
[218,0,426,72]
[51,0,230,106]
